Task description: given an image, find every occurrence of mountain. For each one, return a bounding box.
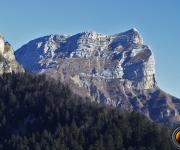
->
[0,33,24,74]
[15,29,180,125]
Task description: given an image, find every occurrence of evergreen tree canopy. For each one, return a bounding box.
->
[0,73,175,150]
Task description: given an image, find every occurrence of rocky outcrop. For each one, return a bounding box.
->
[15,29,180,125]
[0,33,24,74]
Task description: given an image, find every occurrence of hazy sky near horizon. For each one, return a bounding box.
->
[0,0,179,97]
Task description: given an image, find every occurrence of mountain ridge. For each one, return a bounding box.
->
[15,29,180,125]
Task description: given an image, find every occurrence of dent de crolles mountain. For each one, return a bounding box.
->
[15,28,180,125]
[0,33,24,74]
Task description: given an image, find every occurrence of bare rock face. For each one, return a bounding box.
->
[15,29,180,125]
[0,33,24,74]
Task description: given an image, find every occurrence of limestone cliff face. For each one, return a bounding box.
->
[15,29,156,90]
[0,34,24,74]
[15,29,180,125]
[0,35,5,54]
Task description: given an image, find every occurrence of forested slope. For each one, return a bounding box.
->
[0,73,174,150]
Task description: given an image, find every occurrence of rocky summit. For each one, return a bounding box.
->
[0,33,24,74]
[15,29,180,125]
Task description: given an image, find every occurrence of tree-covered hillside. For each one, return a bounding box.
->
[0,73,174,150]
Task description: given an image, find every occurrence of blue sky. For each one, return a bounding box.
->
[0,0,179,97]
